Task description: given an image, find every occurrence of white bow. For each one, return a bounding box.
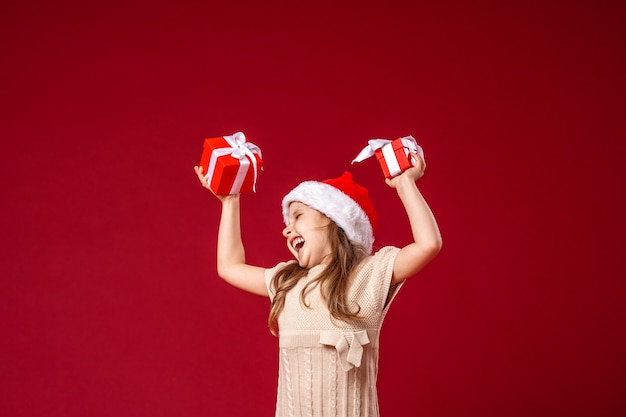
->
[225,132,263,161]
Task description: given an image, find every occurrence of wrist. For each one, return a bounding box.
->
[395,173,417,187]
[394,175,419,197]
[220,194,241,205]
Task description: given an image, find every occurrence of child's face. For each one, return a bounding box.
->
[283,202,332,268]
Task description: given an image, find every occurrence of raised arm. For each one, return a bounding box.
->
[385,155,442,284]
[194,166,268,296]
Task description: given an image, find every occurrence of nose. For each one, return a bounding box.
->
[282,225,292,238]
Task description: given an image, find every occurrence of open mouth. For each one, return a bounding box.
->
[291,237,305,253]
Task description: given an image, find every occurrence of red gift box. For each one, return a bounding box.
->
[352,136,423,179]
[199,132,263,195]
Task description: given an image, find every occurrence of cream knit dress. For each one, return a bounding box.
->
[265,246,402,417]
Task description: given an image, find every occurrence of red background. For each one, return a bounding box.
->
[2,1,625,416]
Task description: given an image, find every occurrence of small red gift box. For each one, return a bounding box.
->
[198,132,263,195]
[352,136,423,179]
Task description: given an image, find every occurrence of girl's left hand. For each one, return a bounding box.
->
[385,152,426,188]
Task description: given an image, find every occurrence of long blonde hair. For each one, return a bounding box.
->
[268,221,367,336]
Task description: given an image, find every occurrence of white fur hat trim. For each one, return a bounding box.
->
[282,181,374,254]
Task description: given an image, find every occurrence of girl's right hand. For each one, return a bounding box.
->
[193,166,211,190]
[193,166,240,202]
[193,166,210,189]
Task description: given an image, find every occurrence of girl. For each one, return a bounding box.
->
[194,152,441,417]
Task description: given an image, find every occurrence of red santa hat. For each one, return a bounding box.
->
[282,172,378,254]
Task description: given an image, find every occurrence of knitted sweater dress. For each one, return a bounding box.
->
[264,246,402,417]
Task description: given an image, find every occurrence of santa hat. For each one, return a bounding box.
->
[282,171,378,254]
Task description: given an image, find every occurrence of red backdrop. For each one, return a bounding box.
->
[2,1,625,416]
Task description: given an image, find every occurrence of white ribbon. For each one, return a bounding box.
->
[319,330,370,371]
[203,132,262,194]
[351,135,424,177]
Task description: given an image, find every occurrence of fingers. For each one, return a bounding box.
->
[193,166,238,200]
[193,166,210,189]
[385,153,425,186]
[410,152,425,170]
[409,152,426,178]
